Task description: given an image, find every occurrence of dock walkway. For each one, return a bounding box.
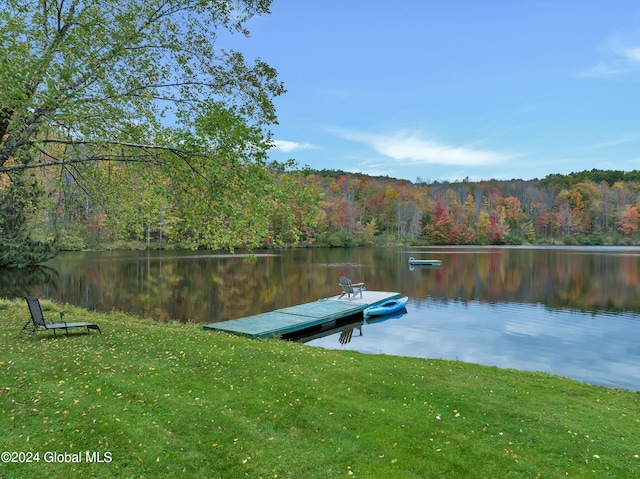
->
[204,291,400,338]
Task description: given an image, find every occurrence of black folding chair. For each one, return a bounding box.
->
[19,296,101,341]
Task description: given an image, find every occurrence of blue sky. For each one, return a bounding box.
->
[229,1,640,182]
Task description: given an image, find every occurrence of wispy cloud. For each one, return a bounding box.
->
[271,139,316,153]
[339,130,513,167]
[623,47,640,63]
[579,27,640,77]
[579,61,626,78]
[579,136,639,151]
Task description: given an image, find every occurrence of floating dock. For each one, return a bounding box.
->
[204,291,400,339]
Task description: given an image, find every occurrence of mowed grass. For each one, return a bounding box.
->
[0,298,639,479]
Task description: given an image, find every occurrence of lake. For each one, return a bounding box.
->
[3,246,640,391]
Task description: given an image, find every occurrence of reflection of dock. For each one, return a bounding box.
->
[204,291,400,339]
[409,263,442,271]
[286,317,364,343]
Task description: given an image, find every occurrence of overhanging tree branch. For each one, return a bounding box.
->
[0,0,319,268]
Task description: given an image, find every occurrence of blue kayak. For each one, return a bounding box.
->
[364,296,408,317]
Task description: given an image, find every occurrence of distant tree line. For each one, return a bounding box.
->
[22,167,640,251]
[299,168,640,247]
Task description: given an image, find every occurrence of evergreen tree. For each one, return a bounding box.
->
[0,173,56,268]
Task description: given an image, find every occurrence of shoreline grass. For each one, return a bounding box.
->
[1,298,639,478]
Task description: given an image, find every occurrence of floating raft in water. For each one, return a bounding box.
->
[204,291,401,339]
[408,257,442,266]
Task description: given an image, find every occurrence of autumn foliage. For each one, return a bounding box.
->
[298,169,640,247]
[14,167,640,250]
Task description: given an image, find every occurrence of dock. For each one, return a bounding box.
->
[204,291,400,338]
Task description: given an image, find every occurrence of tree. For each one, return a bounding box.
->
[461,193,478,244]
[502,196,525,236]
[0,0,289,265]
[425,201,454,245]
[0,172,56,267]
[618,205,639,239]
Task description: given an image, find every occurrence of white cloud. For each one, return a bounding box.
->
[271,139,316,152]
[624,47,640,63]
[340,130,512,167]
[580,26,640,77]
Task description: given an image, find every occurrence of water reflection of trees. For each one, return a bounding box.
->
[32,249,396,323]
[23,247,640,323]
[401,248,640,314]
[0,266,59,299]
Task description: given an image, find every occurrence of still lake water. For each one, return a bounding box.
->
[4,246,640,391]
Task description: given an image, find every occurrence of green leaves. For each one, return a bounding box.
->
[0,172,56,267]
[0,0,282,171]
[0,0,309,263]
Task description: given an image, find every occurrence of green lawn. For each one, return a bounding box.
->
[1,298,639,478]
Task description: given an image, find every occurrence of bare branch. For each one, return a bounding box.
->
[0,156,159,174]
[40,137,190,153]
